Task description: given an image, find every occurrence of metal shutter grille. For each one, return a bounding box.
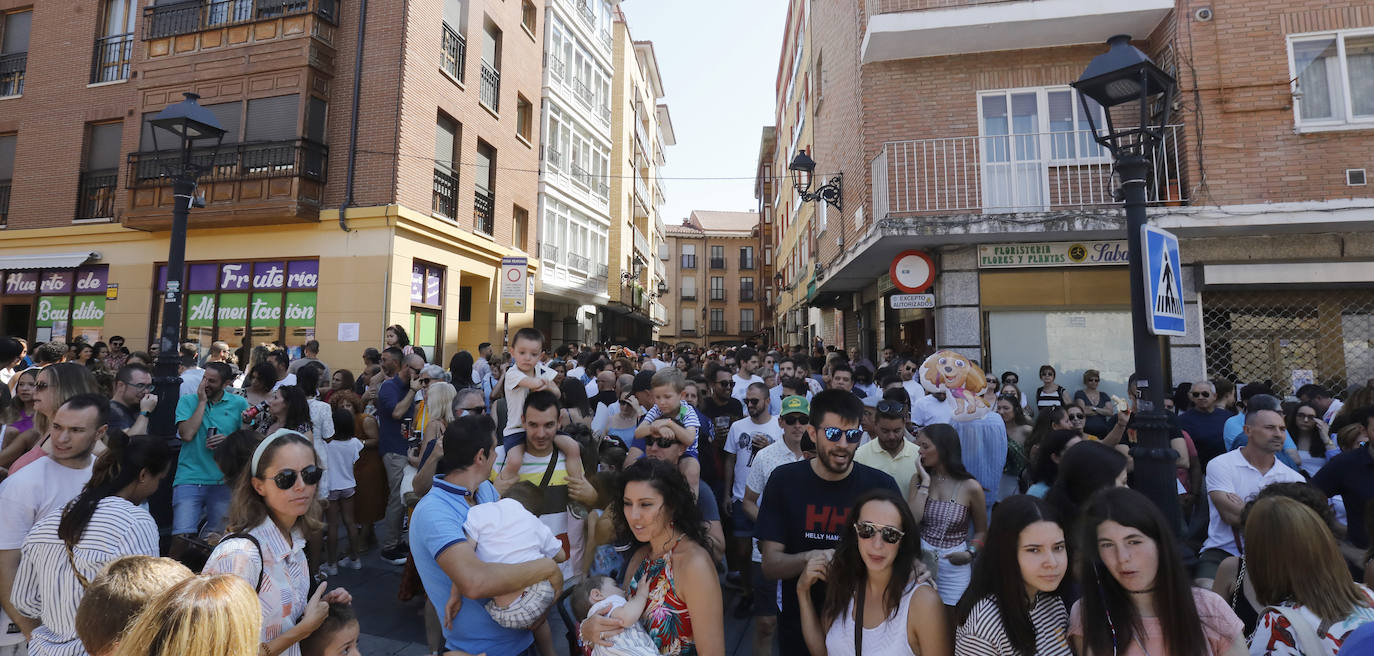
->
[208,102,242,144]
[87,123,123,171]
[245,94,299,142]
[0,135,14,179]
[435,117,456,169]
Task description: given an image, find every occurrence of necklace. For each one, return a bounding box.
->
[651,531,684,560]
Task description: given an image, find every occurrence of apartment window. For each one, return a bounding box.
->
[0,10,31,97]
[1290,31,1374,129]
[980,87,1107,163]
[0,134,14,226]
[740,309,755,334]
[441,0,468,83]
[710,245,725,269]
[680,308,696,334]
[740,277,754,301]
[480,23,502,112]
[709,276,725,301]
[514,204,531,251]
[77,123,122,220]
[764,246,773,266]
[516,95,533,143]
[474,140,495,235]
[92,1,136,83]
[244,94,302,168]
[681,277,696,300]
[522,0,536,34]
[710,308,725,334]
[433,116,458,218]
[681,244,696,269]
[740,247,755,270]
[410,261,445,363]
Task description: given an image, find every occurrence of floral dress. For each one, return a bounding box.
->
[628,538,695,655]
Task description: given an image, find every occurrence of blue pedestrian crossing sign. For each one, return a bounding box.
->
[1142,225,1185,336]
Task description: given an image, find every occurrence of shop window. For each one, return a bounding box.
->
[411,261,445,363]
[155,259,319,360]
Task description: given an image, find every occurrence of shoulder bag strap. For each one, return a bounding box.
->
[538,448,561,490]
[222,532,266,593]
[1265,605,1335,656]
[853,586,864,655]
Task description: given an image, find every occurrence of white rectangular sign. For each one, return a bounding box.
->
[890,293,935,309]
[500,257,528,314]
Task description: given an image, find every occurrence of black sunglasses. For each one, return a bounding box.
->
[1191,391,1211,398]
[782,414,810,426]
[267,465,323,490]
[822,427,864,444]
[855,520,904,544]
[876,400,906,415]
[647,437,678,449]
[745,397,763,406]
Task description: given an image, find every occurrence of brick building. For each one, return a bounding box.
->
[0,0,544,365]
[660,210,764,348]
[763,0,1374,398]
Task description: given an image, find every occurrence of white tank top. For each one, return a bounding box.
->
[823,580,927,656]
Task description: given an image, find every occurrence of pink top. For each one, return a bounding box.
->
[9,439,47,474]
[1069,587,1242,656]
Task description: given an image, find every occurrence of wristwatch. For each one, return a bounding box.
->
[141,410,153,417]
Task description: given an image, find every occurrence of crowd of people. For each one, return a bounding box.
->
[1,328,1374,656]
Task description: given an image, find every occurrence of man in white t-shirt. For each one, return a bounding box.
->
[897,357,928,417]
[643,345,671,373]
[911,389,954,429]
[731,347,765,405]
[0,395,104,648]
[1196,406,1305,588]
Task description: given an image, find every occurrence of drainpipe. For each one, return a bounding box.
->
[339,0,368,231]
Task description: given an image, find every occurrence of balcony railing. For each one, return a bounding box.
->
[573,79,594,109]
[681,254,696,269]
[546,146,562,171]
[568,253,590,272]
[709,257,726,270]
[0,180,10,226]
[740,288,755,301]
[91,34,134,84]
[709,325,726,335]
[865,0,1009,13]
[709,289,725,301]
[143,0,332,40]
[597,263,608,278]
[550,56,565,81]
[129,139,328,186]
[740,321,755,333]
[599,29,612,51]
[599,105,612,126]
[633,173,650,214]
[870,126,1187,221]
[479,61,500,112]
[473,187,494,234]
[77,169,120,220]
[570,162,590,188]
[576,0,594,27]
[681,328,697,337]
[632,227,650,257]
[740,256,754,270]
[0,53,25,97]
[433,168,457,218]
[441,23,467,83]
[540,242,559,264]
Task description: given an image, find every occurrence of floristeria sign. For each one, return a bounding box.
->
[977,241,1129,268]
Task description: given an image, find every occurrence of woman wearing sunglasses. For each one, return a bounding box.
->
[797,488,950,656]
[913,424,987,609]
[205,429,352,656]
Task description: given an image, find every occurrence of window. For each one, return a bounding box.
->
[92,1,136,83]
[245,94,301,168]
[710,308,725,334]
[681,244,696,269]
[410,261,445,363]
[739,247,755,270]
[1,10,31,97]
[77,123,122,220]
[978,86,1107,212]
[480,22,502,112]
[681,276,696,300]
[710,245,725,269]
[764,246,773,266]
[740,309,755,333]
[709,276,725,301]
[441,0,468,83]
[522,0,536,34]
[1290,31,1374,129]
[474,140,495,234]
[513,205,529,250]
[0,133,14,226]
[740,277,754,301]
[433,115,458,218]
[516,95,533,142]
[680,308,696,333]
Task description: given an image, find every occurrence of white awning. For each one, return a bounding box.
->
[0,251,101,270]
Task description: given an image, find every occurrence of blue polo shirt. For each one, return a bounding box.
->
[409,477,532,655]
[174,392,248,486]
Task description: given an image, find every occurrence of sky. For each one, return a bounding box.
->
[619,1,788,226]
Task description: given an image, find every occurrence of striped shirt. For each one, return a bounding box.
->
[14,497,159,656]
[205,520,310,656]
[490,445,581,580]
[954,593,1073,656]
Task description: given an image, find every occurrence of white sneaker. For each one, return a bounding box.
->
[320,563,338,576]
[338,557,362,570]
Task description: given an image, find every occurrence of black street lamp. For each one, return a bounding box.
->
[148,92,226,443]
[1073,34,1180,530]
[787,149,842,210]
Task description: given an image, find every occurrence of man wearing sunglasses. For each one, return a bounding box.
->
[854,397,922,499]
[107,363,157,434]
[895,357,928,413]
[1178,380,1233,471]
[722,383,782,618]
[755,390,901,655]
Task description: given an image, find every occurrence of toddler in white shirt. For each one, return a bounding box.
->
[460,481,566,629]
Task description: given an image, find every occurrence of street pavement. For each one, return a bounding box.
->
[331,551,759,656]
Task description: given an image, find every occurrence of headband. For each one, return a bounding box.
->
[251,429,306,476]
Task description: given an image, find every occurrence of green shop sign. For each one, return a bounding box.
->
[71,296,105,327]
[36,296,71,328]
[285,292,316,327]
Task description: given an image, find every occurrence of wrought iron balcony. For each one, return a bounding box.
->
[143,0,333,40]
[0,53,25,97]
[709,289,725,301]
[573,79,594,109]
[441,23,467,83]
[91,34,133,84]
[550,56,565,81]
[740,287,755,301]
[480,61,500,112]
[129,139,327,185]
[740,256,755,270]
[681,290,696,300]
[600,29,612,51]
[568,253,590,272]
[709,325,726,335]
[77,169,120,220]
[596,263,609,278]
[541,242,560,264]
[433,168,457,218]
[570,162,590,188]
[473,187,494,234]
[680,254,696,269]
[0,180,10,226]
[709,257,726,270]
[576,0,594,27]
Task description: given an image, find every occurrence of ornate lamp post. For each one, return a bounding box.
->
[787,149,842,210]
[147,93,226,442]
[1073,35,1180,529]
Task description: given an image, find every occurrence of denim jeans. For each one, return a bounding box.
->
[171,483,231,536]
[381,451,409,550]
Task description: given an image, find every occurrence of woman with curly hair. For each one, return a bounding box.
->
[580,458,723,655]
[797,488,949,655]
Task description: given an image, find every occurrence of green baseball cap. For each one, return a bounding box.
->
[780,395,810,417]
